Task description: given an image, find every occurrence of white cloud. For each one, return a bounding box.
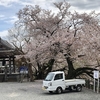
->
[0,14,6,20]
[0,0,20,7]
[18,0,48,8]
[10,16,18,23]
[17,1,34,6]
[0,30,8,37]
[0,0,47,7]
[5,16,18,24]
[0,15,5,18]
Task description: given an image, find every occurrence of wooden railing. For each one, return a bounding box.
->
[85,79,100,93]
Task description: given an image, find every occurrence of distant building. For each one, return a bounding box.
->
[0,37,20,82]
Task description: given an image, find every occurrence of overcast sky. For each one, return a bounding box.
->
[0,0,100,39]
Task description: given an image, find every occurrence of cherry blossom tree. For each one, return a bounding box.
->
[12,1,71,79]
[8,1,100,79]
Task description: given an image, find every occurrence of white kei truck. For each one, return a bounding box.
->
[42,71,85,94]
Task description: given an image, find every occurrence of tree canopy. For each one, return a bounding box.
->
[8,1,100,80]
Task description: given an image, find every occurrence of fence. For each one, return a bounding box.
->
[85,79,100,93]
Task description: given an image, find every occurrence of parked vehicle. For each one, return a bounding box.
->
[42,71,85,94]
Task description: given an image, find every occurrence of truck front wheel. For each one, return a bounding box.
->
[56,87,62,94]
[76,85,82,92]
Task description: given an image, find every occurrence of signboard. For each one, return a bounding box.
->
[94,70,99,79]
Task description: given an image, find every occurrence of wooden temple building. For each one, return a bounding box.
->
[0,37,20,82]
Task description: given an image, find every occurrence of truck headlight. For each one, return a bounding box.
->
[48,82,52,86]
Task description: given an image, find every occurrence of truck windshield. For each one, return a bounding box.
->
[45,73,54,81]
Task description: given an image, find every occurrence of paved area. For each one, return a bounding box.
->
[0,80,100,100]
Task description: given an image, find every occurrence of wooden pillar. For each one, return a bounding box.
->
[9,56,11,74]
[13,57,15,73]
[2,58,6,66]
[4,64,8,82]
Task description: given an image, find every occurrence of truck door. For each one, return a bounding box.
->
[53,73,65,90]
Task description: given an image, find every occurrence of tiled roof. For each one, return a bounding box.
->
[0,37,14,50]
[0,37,20,57]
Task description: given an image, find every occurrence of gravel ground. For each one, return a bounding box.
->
[0,80,100,100]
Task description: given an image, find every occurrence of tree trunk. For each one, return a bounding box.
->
[64,50,97,79]
[28,63,34,81]
[36,59,55,79]
[65,56,75,79]
[45,59,55,76]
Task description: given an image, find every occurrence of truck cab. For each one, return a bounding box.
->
[43,71,66,93]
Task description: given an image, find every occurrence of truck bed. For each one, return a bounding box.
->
[65,79,85,86]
